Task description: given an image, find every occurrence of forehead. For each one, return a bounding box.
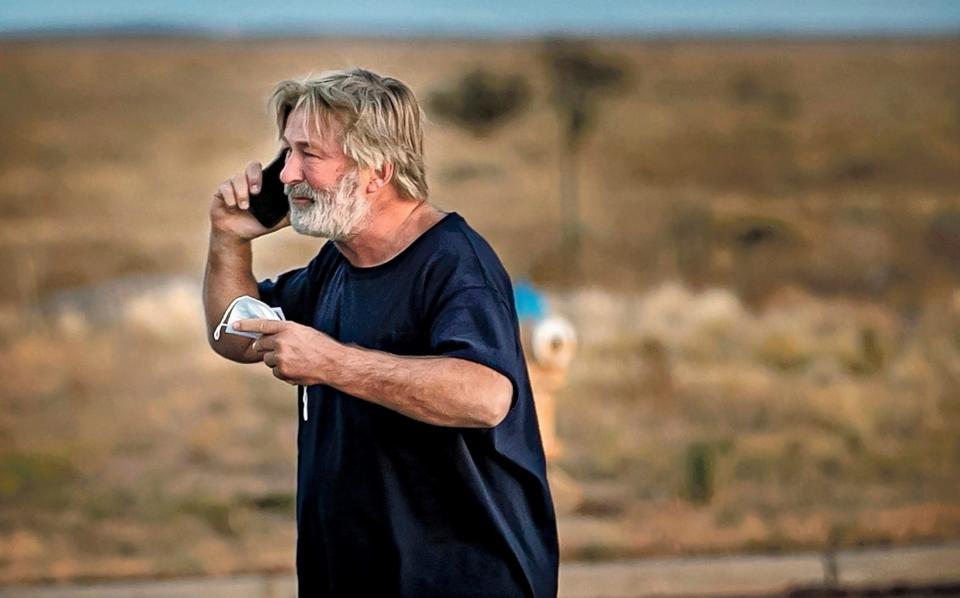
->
[283,105,343,152]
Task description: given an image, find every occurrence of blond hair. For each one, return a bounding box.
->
[270,68,428,201]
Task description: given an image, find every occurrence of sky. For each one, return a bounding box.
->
[1,0,959,37]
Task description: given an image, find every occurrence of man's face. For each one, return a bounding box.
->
[279,106,372,240]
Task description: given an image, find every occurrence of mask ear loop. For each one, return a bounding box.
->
[213,295,248,341]
[299,385,308,421]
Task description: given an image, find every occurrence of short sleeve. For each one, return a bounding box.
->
[257,267,309,325]
[429,285,523,409]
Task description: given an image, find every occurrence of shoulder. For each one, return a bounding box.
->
[424,214,511,293]
[417,213,515,315]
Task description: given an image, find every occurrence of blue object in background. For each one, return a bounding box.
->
[514,280,547,322]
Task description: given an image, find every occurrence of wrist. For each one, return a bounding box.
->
[209,228,252,252]
[322,341,362,387]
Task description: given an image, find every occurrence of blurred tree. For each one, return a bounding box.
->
[542,39,627,252]
[427,68,530,137]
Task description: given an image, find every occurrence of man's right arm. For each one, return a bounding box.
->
[203,232,261,363]
[203,160,290,363]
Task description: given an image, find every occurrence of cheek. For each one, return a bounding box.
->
[304,166,338,189]
[302,173,329,192]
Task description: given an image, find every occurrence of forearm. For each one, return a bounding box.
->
[202,231,260,363]
[327,345,513,428]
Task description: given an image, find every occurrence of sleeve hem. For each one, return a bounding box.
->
[442,350,520,430]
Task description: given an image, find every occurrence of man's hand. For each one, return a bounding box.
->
[211,161,290,242]
[234,319,340,386]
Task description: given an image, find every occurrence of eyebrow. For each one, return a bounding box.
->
[280,135,322,150]
[280,136,303,146]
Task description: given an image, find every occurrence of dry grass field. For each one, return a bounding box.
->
[0,36,959,583]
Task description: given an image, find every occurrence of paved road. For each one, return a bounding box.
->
[2,543,958,598]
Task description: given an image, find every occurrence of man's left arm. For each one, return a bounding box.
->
[232,319,513,428]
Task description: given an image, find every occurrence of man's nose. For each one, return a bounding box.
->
[279,153,302,186]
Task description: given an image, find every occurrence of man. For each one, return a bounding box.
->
[202,68,558,597]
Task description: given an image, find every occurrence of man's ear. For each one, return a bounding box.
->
[366,162,395,194]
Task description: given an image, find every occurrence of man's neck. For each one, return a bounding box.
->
[334,198,445,268]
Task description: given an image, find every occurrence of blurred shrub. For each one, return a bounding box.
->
[240,491,295,515]
[830,156,880,183]
[722,215,801,250]
[670,205,716,285]
[734,452,773,483]
[437,161,504,183]
[839,428,865,456]
[640,336,673,402]
[778,440,806,484]
[714,505,746,528]
[817,455,843,479]
[731,71,764,103]
[684,441,715,505]
[757,333,812,372]
[176,495,236,536]
[427,69,530,137]
[926,210,960,273]
[717,214,805,305]
[859,326,886,372]
[729,70,800,120]
[81,488,139,521]
[841,326,887,376]
[0,452,74,505]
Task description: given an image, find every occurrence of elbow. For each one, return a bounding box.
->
[444,360,514,428]
[206,332,225,358]
[207,331,260,364]
[484,396,510,428]
[479,376,513,428]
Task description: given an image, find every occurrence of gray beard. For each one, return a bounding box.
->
[284,169,369,240]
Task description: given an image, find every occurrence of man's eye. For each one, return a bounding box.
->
[305,152,321,159]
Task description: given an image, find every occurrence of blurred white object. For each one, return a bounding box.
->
[531,315,577,370]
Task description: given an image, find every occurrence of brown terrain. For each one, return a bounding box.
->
[0,37,959,584]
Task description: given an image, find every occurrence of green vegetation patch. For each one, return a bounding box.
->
[0,452,75,506]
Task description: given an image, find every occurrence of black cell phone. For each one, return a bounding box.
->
[249,151,289,228]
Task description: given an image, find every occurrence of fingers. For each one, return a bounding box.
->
[263,353,295,385]
[245,161,262,198]
[251,336,276,352]
[264,355,294,385]
[214,162,260,210]
[271,367,296,385]
[262,351,277,368]
[231,173,249,210]
[233,318,286,335]
[216,180,236,208]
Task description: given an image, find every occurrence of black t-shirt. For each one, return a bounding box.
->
[257,212,559,597]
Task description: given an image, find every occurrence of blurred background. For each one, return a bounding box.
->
[1,1,960,594]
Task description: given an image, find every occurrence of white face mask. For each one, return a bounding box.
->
[213,295,285,341]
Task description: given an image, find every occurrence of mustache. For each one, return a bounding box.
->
[284,181,324,199]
